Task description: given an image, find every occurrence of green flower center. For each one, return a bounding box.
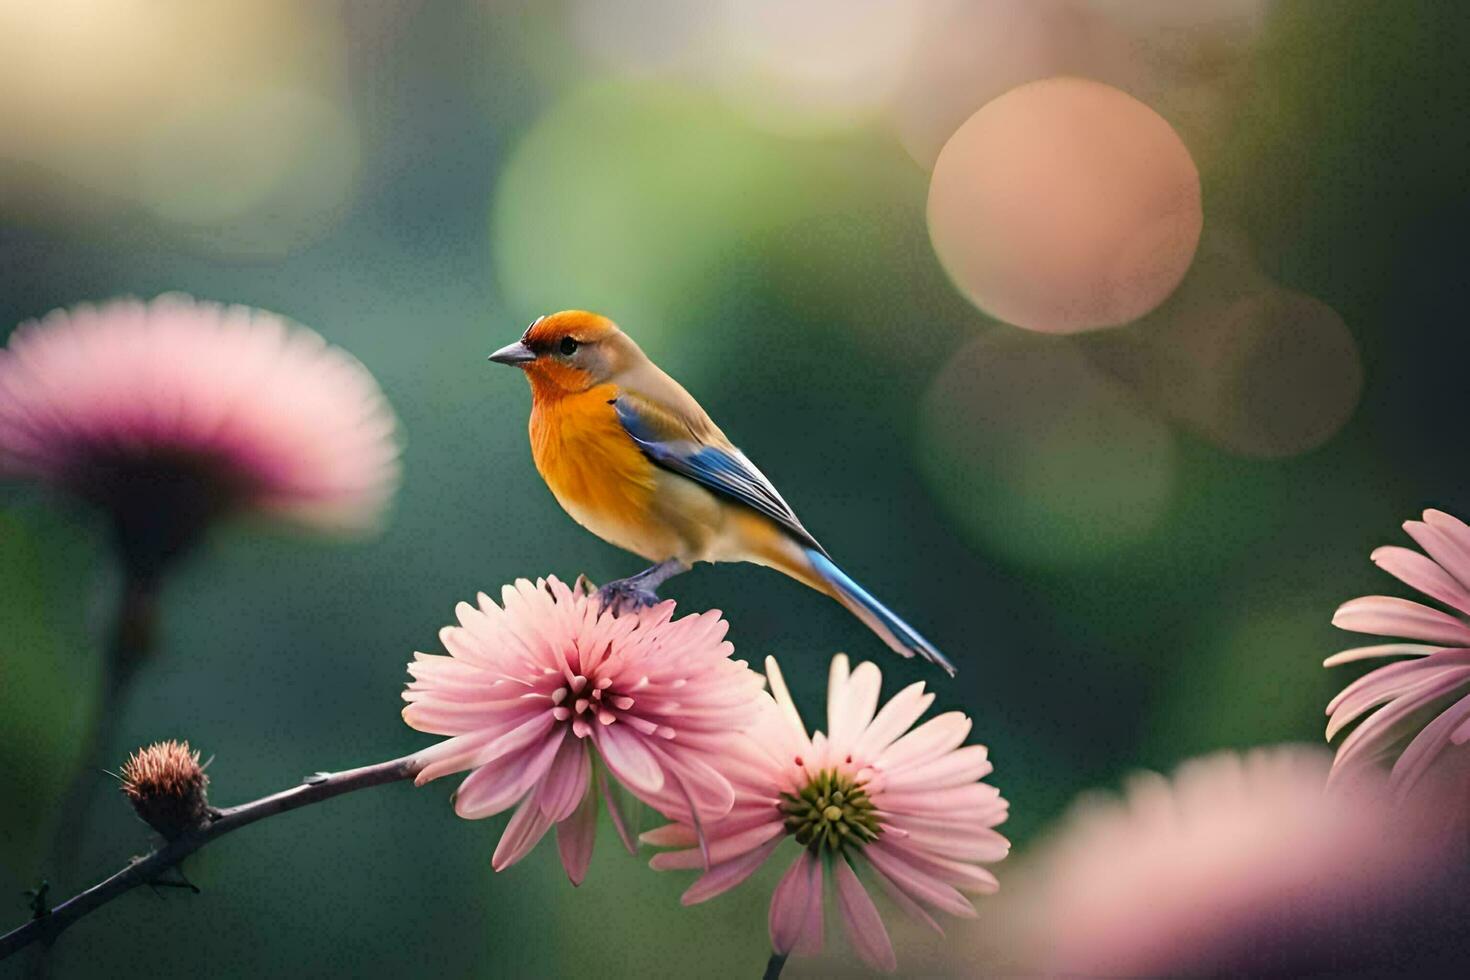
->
[778,768,881,855]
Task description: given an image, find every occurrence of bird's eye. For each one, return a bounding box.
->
[559,337,579,356]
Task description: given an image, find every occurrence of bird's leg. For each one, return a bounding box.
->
[597,558,689,615]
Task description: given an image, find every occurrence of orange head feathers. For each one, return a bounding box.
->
[522,310,619,349]
[488,311,642,397]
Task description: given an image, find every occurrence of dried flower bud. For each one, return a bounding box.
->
[119,740,210,839]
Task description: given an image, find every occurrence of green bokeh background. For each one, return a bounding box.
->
[3,1,1468,976]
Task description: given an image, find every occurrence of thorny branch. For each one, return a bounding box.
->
[0,754,421,960]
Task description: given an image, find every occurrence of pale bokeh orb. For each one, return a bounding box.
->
[927,77,1203,334]
[0,0,355,253]
[892,0,1135,169]
[919,330,1177,568]
[713,0,923,134]
[568,0,717,78]
[1150,288,1364,458]
[491,83,791,353]
[137,87,359,256]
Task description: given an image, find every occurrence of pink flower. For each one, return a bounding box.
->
[1024,746,1459,976]
[1325,508,1470,789]
[403,576,766,885]
[0,295,399,577]
[645,654,1008,973]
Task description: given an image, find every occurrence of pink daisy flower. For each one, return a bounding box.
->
[1326,508,1470,790]
[0,295,399,579]
[645,654,1008,974]
[1023,746,1458,976]
[403,576,767,885]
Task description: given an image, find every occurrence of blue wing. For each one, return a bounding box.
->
[614,395,827,555]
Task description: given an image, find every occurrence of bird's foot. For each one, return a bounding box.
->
[596,577,663,616]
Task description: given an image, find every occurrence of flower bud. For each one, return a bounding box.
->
[119,740,210,839]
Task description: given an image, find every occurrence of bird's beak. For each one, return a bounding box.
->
[487,340,537,366]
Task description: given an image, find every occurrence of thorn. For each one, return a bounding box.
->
[302,772,330,785]
[154,879,201,893]
[148,871,201,898]
[24,880,50,919]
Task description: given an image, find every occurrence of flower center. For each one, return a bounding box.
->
[548,673,639,739]
[778,768,880,854]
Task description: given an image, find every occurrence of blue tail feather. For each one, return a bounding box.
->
[805,549,956,676]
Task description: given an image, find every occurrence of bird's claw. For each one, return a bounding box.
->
[597,579,661,615]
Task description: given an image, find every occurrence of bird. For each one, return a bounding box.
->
[488,310,956,676]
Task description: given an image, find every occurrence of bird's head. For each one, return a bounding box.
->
[488,311,637,395]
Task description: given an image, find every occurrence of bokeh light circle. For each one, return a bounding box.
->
[0,0,353,253]
[927,77,1203,334]
[137,87,359,256]
[491,83,790,347]
[892,0,1134,169]
[1150,288,1363,458]
[919,330,1177,568]
[712,0,923,135]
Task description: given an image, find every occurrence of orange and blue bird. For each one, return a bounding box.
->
[488,310,956,676]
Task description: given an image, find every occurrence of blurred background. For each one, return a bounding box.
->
[2,0,1467,976]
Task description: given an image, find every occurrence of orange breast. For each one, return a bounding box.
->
[529,384,659,549]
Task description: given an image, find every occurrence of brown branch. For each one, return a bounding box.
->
[1,753,421,960]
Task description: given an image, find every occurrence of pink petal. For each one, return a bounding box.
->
[411,729,499,785]
[1323,643,1444,668]
[640,823,695,848]
[491,795,555,871]
[794,857,825,956]
[649,822,784,870]
[883,837,1001,894]
[1407,513,1470,592]
[1389,690,1470,791]
[653,749,737,824]
[854,682,934,760]
[769,851,822,956]
[829,657,881,748]
[556,776,599,886]
[454,729,566,819]
[834,857,897,972]
[536,737,591,821]
[889,816,1011,862]
[595,723,665,795]
[877,712,972,771]
[1371,545,1470,615]
[599,763,640,855]
[1332,596,1470,646]
[864,842,977,919]
[867,860,944,935]
[881,744,992,792]
[681,837,783,905]
[1333,669,1470,770]
[879,782,1002,816]
[663,765,713,869]
[1325,654,1470,735]
[828,652,851,694]
[764,656,809,742]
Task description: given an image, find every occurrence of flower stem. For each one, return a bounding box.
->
[763,951,788,979]
[1,753,422,961]
[47,573,160,888]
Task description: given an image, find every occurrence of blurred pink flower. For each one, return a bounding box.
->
[1326,508,1470,789]
[404,576,766,885]
[645,654,1008,973]
[0,295,399,576]
[1025,746,1458,976]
